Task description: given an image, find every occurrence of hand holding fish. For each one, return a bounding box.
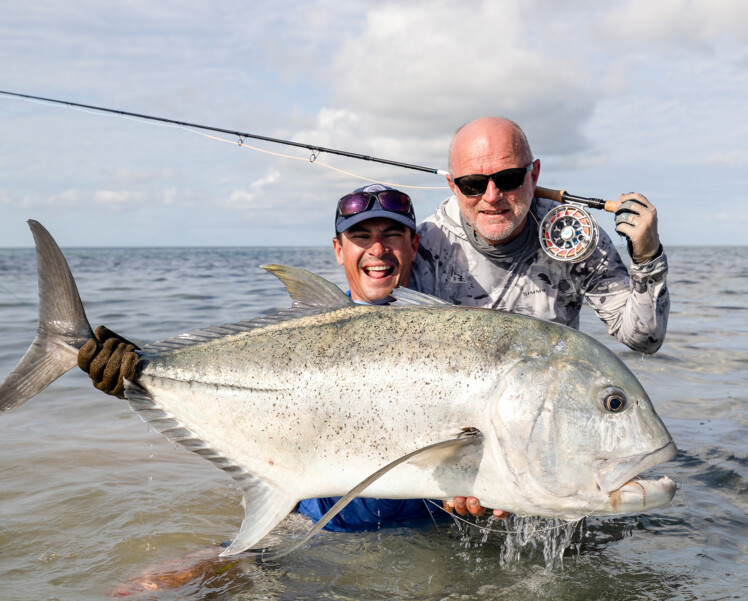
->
[614,193,661,264]
[77,325,139,398]
[444,497,509,519]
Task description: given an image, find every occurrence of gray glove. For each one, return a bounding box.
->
[614,193,662,264]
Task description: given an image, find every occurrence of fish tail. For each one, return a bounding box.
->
[0,220,94,414]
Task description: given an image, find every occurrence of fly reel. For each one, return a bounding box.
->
[538,203,599,263]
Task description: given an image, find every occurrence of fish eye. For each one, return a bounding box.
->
[601,388,627,413]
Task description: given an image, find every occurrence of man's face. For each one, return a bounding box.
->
[333,218,419,304]
[448,122,540,245]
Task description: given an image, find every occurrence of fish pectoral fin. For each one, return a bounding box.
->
[220,479,298,557]
[253,430,484,561]
[406,428,484,470]
[389,287,452,306]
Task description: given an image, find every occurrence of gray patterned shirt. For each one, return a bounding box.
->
[411,195,669,354]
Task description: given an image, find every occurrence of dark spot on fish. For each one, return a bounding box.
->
[537,273,551,285]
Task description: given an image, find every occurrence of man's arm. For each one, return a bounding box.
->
[587,253,669,354]
[585,194,670,354]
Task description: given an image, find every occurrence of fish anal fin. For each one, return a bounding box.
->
[221,479,298,557]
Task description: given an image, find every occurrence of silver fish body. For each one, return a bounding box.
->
[0,221,677,556]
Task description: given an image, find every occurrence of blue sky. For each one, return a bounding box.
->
[1,0,747,247]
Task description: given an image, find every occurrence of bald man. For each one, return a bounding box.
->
[411,116,669,355]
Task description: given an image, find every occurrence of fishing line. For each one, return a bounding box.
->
[0,90,450,190]
[195,131,450,190]
[8,92,444,189]
[425,497,610,536]
[0,281,37,313]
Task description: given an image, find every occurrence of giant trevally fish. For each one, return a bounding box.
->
[0,221,677,557]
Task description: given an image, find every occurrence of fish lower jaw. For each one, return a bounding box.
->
[594,475,677,516]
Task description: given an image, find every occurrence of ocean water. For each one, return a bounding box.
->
[0,241,745,600]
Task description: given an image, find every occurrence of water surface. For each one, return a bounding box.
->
[0,244,745,600]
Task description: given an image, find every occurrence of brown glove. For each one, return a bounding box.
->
[78,325,140,398]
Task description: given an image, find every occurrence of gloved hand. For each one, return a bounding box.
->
[78,325,140,398]
[614,193,662,264]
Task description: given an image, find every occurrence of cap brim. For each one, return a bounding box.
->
[336,209,416,234]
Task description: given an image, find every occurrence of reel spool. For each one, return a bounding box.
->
[538,203,599,263]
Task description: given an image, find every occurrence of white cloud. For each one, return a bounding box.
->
[709,212,748,222]
[0,1,746,245]
[288,0,602,170]
[94,190,145,205]
[49,189,84,207]
[220,169,282,210]
[109,168,178,187]
[597,0,748,48]
[706,151,748,165]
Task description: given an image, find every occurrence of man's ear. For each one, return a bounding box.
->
[410,232,420,260]
[332,236,345,266]
[446,173,457,195]
[530,158,541,188]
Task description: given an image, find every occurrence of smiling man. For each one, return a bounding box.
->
[331,183,419,304]
[412,116,670,355]
[295,183,447,531]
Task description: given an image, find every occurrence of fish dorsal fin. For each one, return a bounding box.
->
[141,265,353,354]
[253,429,484,561]
[262,264,353,311]
[389,287,452,306]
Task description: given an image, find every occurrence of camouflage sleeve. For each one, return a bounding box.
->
[584,237,670,354]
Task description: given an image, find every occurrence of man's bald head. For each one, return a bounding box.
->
[448,117,533,174]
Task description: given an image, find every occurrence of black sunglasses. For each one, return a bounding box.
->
[451,163,533,197]
[337,190,412,217]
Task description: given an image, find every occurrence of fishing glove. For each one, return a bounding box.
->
[614,194,662,264]
[78,325,140,398]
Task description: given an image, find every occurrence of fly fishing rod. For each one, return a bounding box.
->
[0,89,448,176]
[1,89,621,262]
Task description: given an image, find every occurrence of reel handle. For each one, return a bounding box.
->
[535,186,619,213]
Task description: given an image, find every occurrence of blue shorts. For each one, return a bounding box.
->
[297,497,442,532]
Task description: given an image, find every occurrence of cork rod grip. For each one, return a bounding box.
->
[535,186,619,213]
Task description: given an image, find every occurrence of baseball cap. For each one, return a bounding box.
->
[335,184,416,234]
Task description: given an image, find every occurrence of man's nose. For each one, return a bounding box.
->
[368,238,386,256]
[483,179,501,203]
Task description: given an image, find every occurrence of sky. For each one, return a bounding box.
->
[1,0,747,248]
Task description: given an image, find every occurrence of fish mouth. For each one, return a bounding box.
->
[594,440,677,495]
[601,475,677,514]
[591,441,678,515]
